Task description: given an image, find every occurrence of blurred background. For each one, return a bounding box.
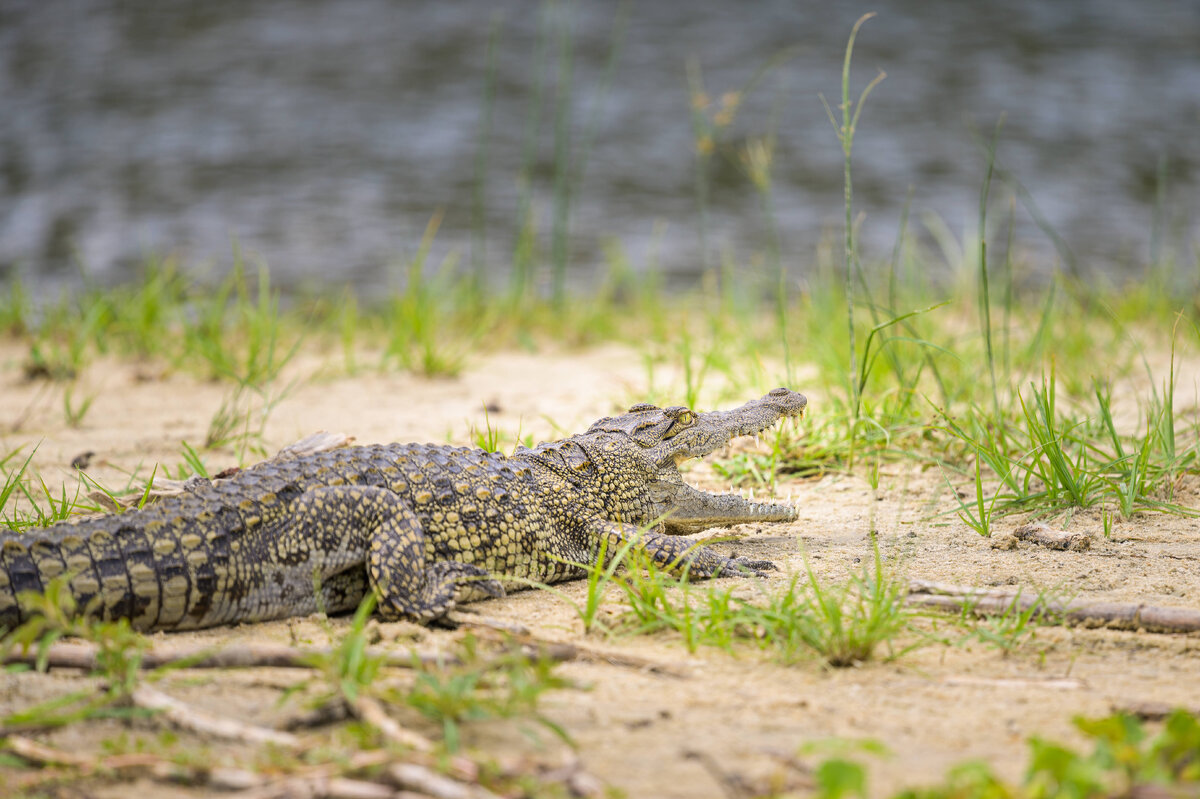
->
[1,0,1197,298]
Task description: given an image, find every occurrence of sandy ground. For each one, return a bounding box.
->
[2,341,1199,798]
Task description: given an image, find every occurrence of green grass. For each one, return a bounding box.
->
[934,362,1197,532]
[3,212,1197,522]
[820,11,888,438]
[0,445,114,532]
[291,594,571,753]
[936,584,1068,657]
[401,634,572,752]
[560,531,916,668]
[789,709,1200,799]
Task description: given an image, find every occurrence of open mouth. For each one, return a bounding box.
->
[657,389,807,533]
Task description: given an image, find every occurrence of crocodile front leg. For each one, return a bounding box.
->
[589,520,776,578]
[334,487,504,623]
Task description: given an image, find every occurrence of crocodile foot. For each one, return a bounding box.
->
[717,556,778,578]
[378,561,505,623]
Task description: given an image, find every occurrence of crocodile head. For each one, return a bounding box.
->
[577,387,808,533]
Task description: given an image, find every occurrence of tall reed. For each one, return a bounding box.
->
[820,12,886,431]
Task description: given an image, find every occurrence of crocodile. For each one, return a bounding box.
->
[0,388,807,632]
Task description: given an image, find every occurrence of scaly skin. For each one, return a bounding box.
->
[0,388,807,631]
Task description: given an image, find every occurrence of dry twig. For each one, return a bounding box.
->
[387,761,504,799]
[908,580,1200,633]
[4,735,232,786]
[130,683,301,747]
[2,640,455,672]
[4,733,589,798]
[5,735,94,768]
[348,694,435,752]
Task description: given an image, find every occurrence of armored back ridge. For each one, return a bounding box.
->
[0,389,807,631]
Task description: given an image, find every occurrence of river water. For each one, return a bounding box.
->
[1,1,1198,295]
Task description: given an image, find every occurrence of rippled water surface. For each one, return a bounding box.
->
[2,1,1198,293]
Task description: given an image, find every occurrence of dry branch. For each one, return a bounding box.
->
[4,737,211,788]
[231,775,397,799]
[1111,700,1200,721]
[2,640,456,672]
[908,580,1200,634]
[1012,522,1091,551]
[5,733,589,799]
[272,431,355,460]
[1,633,607,674]
[130,684,301,747]
[4,735,94,768]
[348,694,435,753]
[387,762,504,799]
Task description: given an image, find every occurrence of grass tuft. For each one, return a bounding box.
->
[567,531,916,668]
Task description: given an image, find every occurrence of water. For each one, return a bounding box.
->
[1,0,1198,295]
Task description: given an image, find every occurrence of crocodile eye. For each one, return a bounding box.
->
[663,407,695,428]
[628,402,658,413]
